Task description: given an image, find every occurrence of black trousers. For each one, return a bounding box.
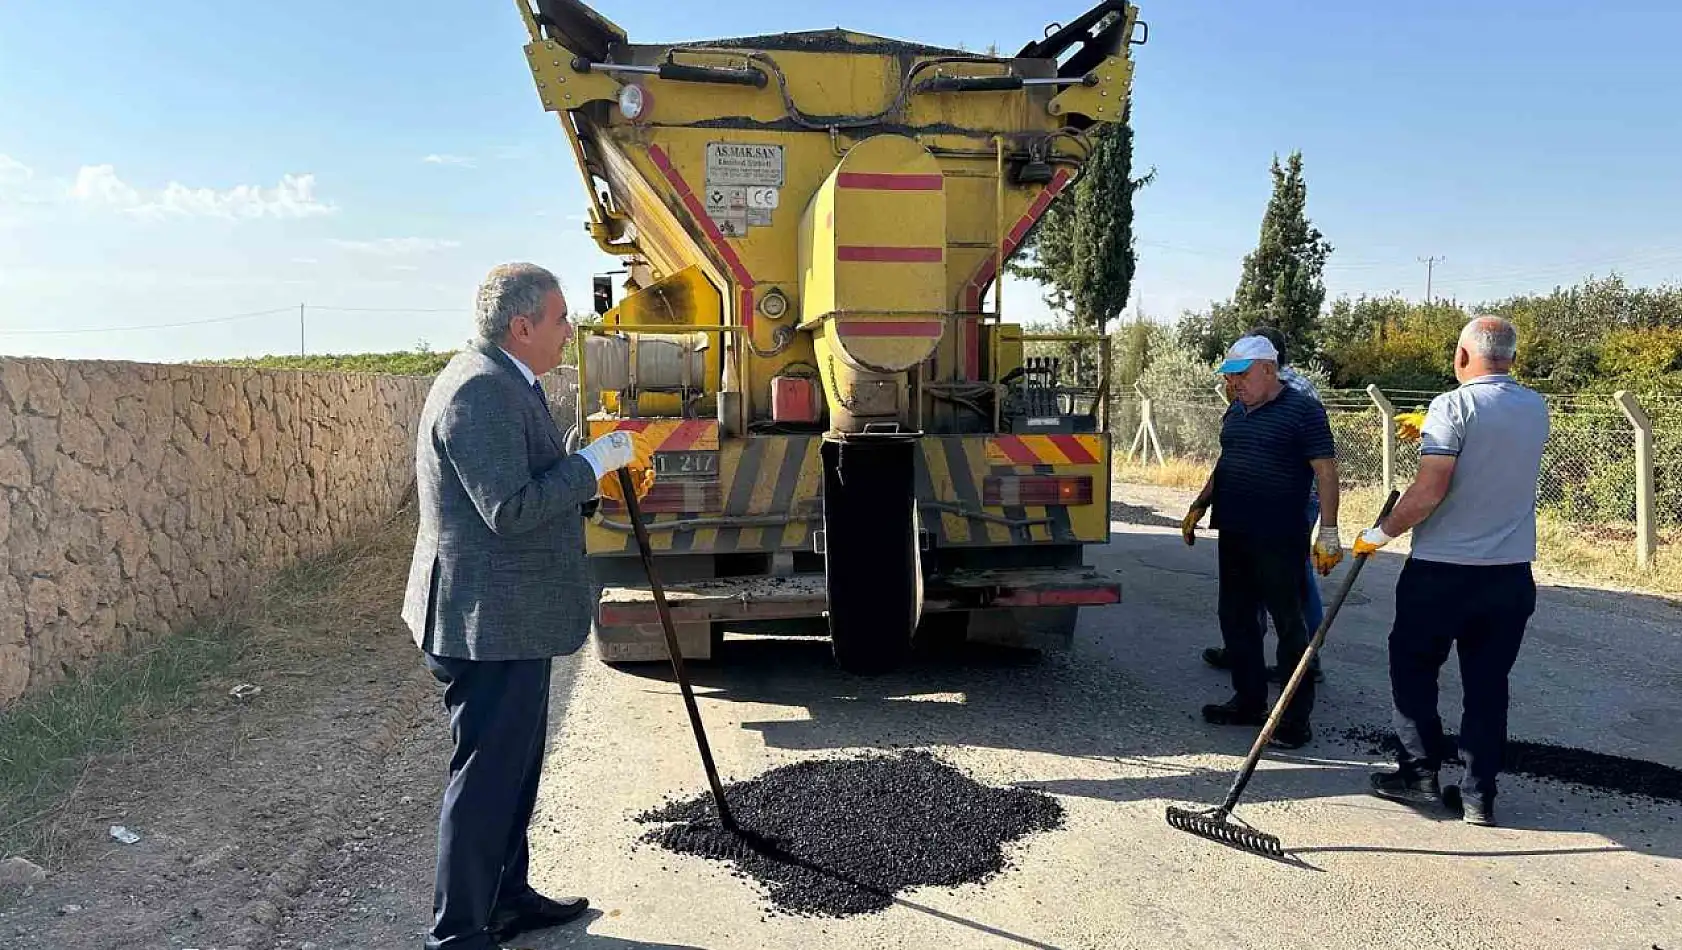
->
[1389,558,1535,800]
[423,654,553,950]
[1218,530,1314,726]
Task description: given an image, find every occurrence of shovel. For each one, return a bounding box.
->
[1165,489,1400,857]
[616,467,737,832]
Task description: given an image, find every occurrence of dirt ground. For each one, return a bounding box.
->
[1,485,1678,950]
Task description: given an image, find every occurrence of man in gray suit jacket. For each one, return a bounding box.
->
[402,262,645,950]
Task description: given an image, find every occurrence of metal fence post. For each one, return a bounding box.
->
[1613,390,1657,570]
[1128,383,1165,466]
[1143,396,1166,466]
[1128,383,1148,462]
[1367,384,1397,495]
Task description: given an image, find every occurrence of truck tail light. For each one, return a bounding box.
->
[602,482,722,514]
[983,474,1093,507]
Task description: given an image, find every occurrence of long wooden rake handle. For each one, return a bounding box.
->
[1215,489,1402,814]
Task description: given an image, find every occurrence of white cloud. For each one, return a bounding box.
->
[143,173,333,220]
[70,165,142,207]
[327,237,461,257]
[422,154,476,168]
[62,164,335,220]
[291,257,320,265]
[390,264,421,272]
[0,154,33,186]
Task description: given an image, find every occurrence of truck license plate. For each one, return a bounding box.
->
[653,451,719,480]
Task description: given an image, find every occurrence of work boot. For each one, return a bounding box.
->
[1202,646,1232,670]
[1368,768,1442,808]
[1201,695,1266,727]
[1269,721,1313,750]
[1443,785,1497,827]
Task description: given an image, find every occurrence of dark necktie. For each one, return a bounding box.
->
[531,378,552,419]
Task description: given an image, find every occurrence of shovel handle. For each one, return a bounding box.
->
[617,468,737,831]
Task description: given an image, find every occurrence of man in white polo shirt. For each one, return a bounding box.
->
[1355,316,1550,827]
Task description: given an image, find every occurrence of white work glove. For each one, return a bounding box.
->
[1354,526,1395,558]
[1311,523,1343,576]
[575,430,637,480]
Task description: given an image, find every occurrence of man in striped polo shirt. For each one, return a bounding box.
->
[1202,326,1327,685]
[1182,335,1342,749]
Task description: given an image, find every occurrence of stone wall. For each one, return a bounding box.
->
[0,358,434,706]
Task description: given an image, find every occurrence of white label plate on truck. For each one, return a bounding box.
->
[705,143,784,187]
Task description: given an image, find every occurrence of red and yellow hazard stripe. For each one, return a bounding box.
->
[582,431,1109,557]
[586,418,719,452]
[984,434,1102,466]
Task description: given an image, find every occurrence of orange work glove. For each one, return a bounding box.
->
[1354,526,1395,558]
[1311,523,1344,575]
[1395,410,1427,444]
[596,430,656,504]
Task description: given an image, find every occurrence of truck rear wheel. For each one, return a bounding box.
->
[821,432,922,675]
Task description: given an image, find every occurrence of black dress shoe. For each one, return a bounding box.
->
[1369,768,1442,808]
[1201,696,1266,726]
[490,891,589,941]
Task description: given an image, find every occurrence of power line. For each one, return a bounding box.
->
[0,304,470,338]
[1137,238,1682,285]
[1136,240,1395,270]
[308,305,465,313]
[0,306,296,336]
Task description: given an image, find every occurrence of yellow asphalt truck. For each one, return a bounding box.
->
[515,0,1143,672]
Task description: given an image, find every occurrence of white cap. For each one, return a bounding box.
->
[1217,335,1279,375]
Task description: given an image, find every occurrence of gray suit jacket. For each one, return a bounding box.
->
[402,343,600,660]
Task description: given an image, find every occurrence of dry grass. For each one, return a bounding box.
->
[0,506,418,863]
[1112,456,1212,491]
[1116,458,1682,599]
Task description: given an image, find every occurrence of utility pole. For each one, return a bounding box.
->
[299,303,306,357]
[1418,256,1444,306]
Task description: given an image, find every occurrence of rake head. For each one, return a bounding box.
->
[1165,805,1283,858]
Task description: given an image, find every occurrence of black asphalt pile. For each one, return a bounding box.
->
[636,750,1064,917]
[1339,726,1682,803]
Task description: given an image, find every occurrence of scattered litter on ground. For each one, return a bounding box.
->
[229,684,262,701]
[1338,727,1682,803]
[636,750,1063,917]
[108,826,141,845]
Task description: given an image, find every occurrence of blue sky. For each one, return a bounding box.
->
[4,0,1681,361]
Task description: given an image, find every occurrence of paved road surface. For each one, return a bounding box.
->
[5,484,1675,950]
[493,483,1680,950]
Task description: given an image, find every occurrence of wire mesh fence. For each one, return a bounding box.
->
[1113,386,1682,556]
